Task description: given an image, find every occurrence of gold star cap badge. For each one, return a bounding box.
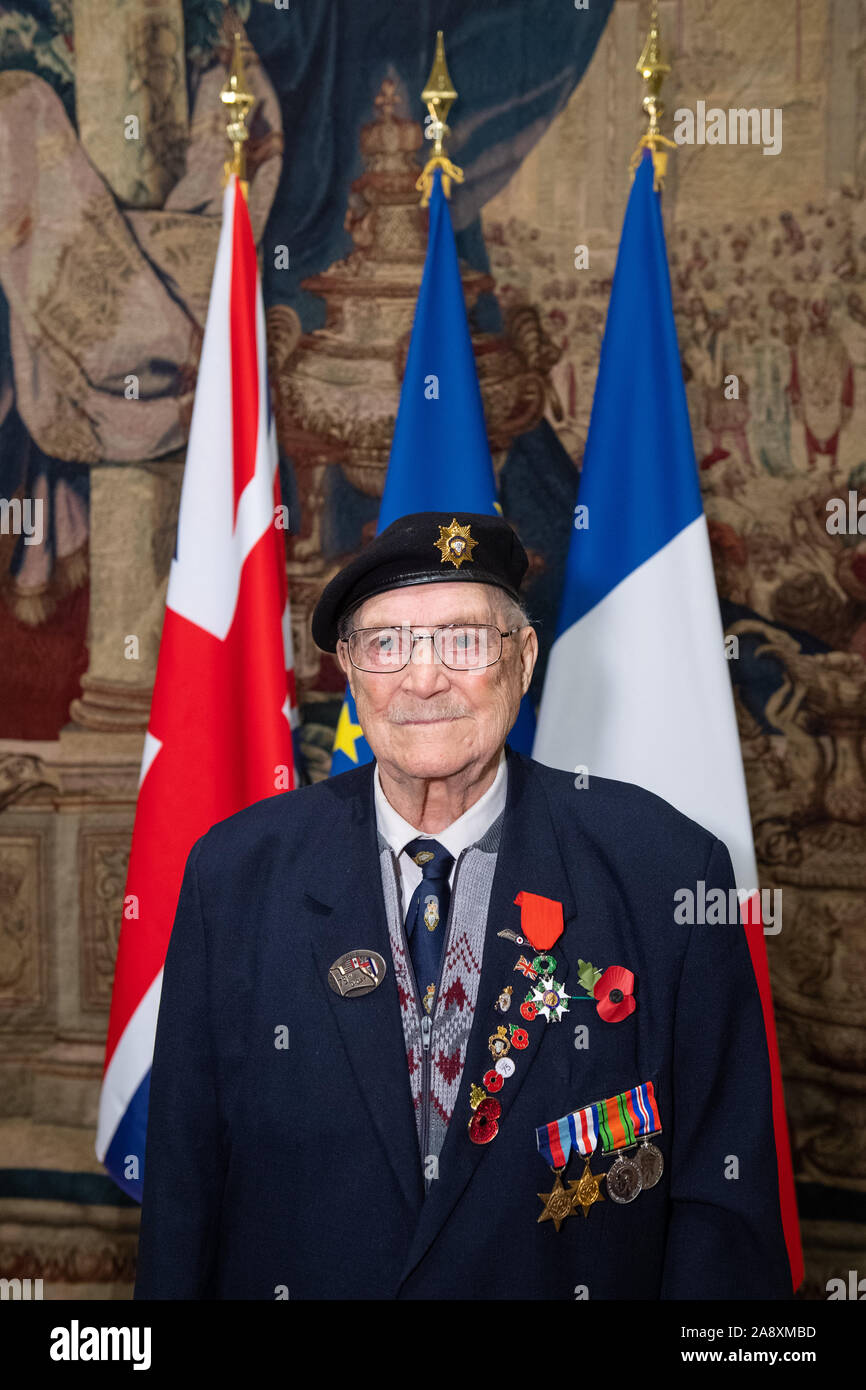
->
[434,518,478,569]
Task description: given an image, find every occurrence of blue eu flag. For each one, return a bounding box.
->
[331,167,535,773]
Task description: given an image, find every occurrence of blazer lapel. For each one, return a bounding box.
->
[399,747,579,1283]
[307,765,424,1218]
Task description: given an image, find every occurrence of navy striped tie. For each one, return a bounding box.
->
[403,838,454,1016]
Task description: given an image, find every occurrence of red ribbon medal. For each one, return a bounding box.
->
[513,891,564,951]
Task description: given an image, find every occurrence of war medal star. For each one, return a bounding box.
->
[571,1156,606,1217]
[537,1171,581,1232]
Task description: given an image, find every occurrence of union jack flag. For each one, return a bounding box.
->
[96,174,298,1201]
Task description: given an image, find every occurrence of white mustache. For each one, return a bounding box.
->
[387,698,470,724]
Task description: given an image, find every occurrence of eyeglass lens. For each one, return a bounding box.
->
[349,625,502,671]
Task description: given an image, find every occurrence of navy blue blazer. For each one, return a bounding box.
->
[134,747,793,1300]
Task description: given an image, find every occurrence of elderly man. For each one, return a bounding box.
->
[135,510,793,1300]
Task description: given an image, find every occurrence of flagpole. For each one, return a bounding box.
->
[629,0,676,189]
[220,27,254,199]
[417,30,465,205]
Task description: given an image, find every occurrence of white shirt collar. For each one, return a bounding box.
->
[373,749,508,863]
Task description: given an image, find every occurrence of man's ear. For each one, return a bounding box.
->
[519,625,539,696]
[335,641,356,698]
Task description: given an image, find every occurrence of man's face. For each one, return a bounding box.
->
[335,581,537,783]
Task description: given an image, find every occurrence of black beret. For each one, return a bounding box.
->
[312,511,529,652]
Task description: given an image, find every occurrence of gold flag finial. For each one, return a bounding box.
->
[416,30,464,206]
[221,28,255,197]
[629,1,676,190]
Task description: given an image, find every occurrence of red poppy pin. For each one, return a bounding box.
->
[577,958,637,1022]
[513,891,564,951]
[468,1084,501,1144]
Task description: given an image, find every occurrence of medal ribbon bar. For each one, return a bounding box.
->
[536,1080,661,1168]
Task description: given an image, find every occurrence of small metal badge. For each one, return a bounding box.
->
[497,928,525,945]
[513,954,539,981]
[328,950,387,998]
[494,984,513,1014]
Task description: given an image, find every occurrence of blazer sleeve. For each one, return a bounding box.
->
[660,836,793,1299]
[134,834,225,1299]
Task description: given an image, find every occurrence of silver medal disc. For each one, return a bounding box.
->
[606,1154,643,1204]
[635,1141,664,1189]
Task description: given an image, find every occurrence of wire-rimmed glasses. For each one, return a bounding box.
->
[344,623,522,673]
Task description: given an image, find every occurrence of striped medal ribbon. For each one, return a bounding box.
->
[595,1080,661,1152]
[536,1081,664,1205]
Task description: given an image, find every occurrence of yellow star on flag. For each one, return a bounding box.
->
[333,700,364,763]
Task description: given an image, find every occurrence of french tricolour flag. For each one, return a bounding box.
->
[96,174,298,1200]
[533,150,802,1290]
